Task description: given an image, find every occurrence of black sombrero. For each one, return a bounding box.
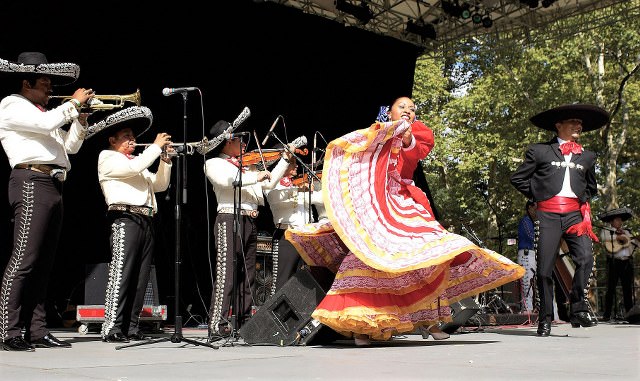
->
[529,104,610,132]
[0,52,80,86]
[85,106,153,140]
[598,207,634,222]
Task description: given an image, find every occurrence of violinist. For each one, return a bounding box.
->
[203,120,293,341]
[598,207,636,321]
[265,155,324,292]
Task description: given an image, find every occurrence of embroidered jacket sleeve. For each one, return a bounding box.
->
[0,95,86,168]
[98,144,171,208]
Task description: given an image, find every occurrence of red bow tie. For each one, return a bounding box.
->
[559,141,583,155]
[280,177,293,187]
[226,157,246,172]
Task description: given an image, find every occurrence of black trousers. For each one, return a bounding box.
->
[1,169,63,342]
[603,257,634,318]
[101,212,154,338]
[536,210,594,321]
[209,213,257,334]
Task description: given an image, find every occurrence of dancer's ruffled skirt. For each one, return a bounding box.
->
[291,120,524,340]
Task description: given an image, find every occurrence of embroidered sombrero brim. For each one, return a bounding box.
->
[0,57,80,86]
[85,106,153,140]
[598,207,634,222]
[529,104,609,132]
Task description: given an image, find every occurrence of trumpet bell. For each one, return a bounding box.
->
[50,89,142,112]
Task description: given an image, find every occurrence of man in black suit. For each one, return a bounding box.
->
[511,104,609,336]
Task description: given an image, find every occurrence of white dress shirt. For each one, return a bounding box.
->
[0,94,86,169]
[204,154,289,212]
[556,137,578,199]
[98,144,172,212]
[266,179,324,227]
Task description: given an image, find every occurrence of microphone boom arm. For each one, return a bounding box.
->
[269,131,320,183]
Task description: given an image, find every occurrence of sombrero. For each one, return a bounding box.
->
[0,52,80,86]
[200,119,232,156]
[529,104,610,132]
[598,207,634,222]
[85,106,153,140]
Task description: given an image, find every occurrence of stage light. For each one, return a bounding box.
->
[441,0,463,18]
[471,13,482,24]
[406,19,437,40]
[481,16,493,28]
[461,4,471,19]
[336,0,374,24]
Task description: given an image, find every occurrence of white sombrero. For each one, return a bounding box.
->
[85,106,153,140]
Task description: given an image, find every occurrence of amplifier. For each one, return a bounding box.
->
[257,235,273,254]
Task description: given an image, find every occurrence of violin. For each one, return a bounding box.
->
[291,170,322,187]
[241,135,310,168]
[242,147,309,167]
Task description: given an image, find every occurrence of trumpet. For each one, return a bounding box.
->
[50,89,141,111]
[135,140,208,157]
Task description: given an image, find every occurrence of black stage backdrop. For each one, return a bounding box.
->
[0,1,421,326]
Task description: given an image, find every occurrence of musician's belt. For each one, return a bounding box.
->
[218,207,259,218]
[276,223,294,230]
[14,163,67,182]
[108,204,154,217]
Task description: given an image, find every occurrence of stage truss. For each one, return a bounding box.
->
[265,0,634,53]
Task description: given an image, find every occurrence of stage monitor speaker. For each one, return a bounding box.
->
[84,263,159,305]
[440,297,481,334]
[239,267,341,346]
[624,304,640,324]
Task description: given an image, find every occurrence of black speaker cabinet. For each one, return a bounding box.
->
[84,263,159,305]
[440,297,481,334]
[624,304,640,324]
[239,267,340,346]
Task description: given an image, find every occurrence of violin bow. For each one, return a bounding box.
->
[253,130,268,170]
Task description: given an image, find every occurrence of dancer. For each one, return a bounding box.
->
[306,96,525,345]
[511,103,609,336]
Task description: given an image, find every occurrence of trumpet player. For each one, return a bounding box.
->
[0,52,94,351]
[88,106,173,343]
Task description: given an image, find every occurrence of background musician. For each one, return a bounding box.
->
[88,106,173,343]
[598,207,636,322]
[203,120,292,341]
[517,201,538,313]
[0,52,94,351]
[265,155,323,292]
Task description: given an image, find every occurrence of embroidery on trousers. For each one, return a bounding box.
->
[209,221,228,333]
[101,221,126,338]
[532,219,541,313]
[0,181,34,340]
[271,239,279,298]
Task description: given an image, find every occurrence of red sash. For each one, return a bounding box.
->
[537,197,598,242]
[537,196,580,213]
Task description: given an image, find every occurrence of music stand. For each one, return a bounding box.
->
[117,91,218,350]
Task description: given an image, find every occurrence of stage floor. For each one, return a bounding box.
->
[1,319,638,380]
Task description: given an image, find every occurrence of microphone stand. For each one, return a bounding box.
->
[268,131,320,184]
[117,92,218,350]
[228,136,245,343]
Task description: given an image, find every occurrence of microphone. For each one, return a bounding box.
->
[262,116,281,146]
[313,147,325,153]
[162,87,198,96]
[224,131,250,139]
